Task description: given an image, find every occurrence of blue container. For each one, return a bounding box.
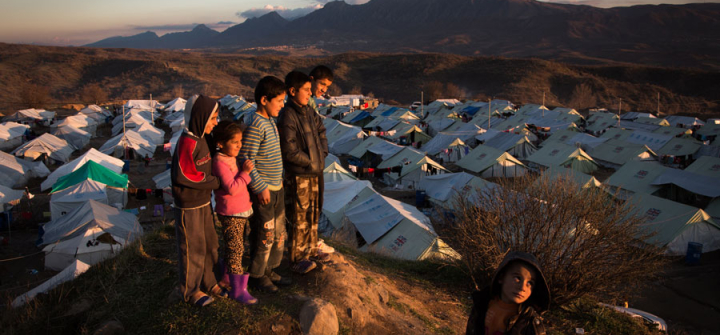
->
[686,242,702,265]
[416,190,427,208]
[122,160,131,172]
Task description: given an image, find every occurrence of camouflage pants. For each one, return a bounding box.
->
[285,175,320,263]
[217,215,248,275]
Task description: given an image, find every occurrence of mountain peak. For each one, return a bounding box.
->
[191,24,212,32]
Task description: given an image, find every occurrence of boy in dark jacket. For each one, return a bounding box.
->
[466,251,550,335]
[277,71,328,274]
[171,95,221,307]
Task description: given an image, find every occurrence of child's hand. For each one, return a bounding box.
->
[259,188,271,205]
[241,159,254,173]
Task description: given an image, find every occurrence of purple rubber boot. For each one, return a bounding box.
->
[229,273,257,305]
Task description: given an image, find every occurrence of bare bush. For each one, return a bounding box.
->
[436,175,665,305]
[81,83,108,105]
[19,83,51,108]
[568,83,597,110]
[327,84,342,97]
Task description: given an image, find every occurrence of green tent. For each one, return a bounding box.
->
[52,160,129,193]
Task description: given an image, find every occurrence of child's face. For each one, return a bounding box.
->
[262,93,286,118]
[204,110,219,135]
[499,262,535,305]
[311,78,332,97]
[218,132,243,158]
[290,82,312,106]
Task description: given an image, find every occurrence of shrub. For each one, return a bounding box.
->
[81,83,108,105]
[19,83,51,108]
[436,174,666,305]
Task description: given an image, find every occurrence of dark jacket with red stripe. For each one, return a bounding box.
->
[171,95,220,208]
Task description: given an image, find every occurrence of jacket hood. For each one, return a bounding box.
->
[490,251,550,312]
[184,95,217,138]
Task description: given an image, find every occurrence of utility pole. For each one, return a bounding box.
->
[657,92,660,116]
[122,105,126,135]
[150,94,154,124]
[617,98,622,127]
[542,91,546,117]
[421,91,424,119]
[488,98,491,130]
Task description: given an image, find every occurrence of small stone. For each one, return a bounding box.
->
[299,298,339,335]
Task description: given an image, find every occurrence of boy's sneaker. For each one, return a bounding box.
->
[248,275,278,293]
[318,239,335,254]
[267,271,292,286]
[312,252,331,263]
[291,260,317,274]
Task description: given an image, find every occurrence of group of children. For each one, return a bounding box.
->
[169,65,551,334]
[170,66,333,307]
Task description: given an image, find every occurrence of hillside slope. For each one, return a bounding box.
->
[1,43,718,117]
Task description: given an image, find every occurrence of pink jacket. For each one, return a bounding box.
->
[212,153,252,216]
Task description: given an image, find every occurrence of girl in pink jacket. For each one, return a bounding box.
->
[212,121,257,305]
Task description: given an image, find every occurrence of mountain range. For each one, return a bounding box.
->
[88,0,720,69]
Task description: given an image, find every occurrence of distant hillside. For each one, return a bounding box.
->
[1,43,718,118]
[84,0,720,69]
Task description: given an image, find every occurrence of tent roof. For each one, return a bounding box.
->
[695,123,720,137]
[589,139,656,166]
[629,194,718,252]
[0,184,24,206]
[348,136,388,159]
[38,199,141,246]
[604,161,668,195]
[685,156,720,178]
[51,179,108,203]
[99,130,156,158]
[457,144,525,173]
[323,162,357,182]
[345,192,434,245]
[41,148,124,191]
[422,134,467,155]
[586,113,619,132]
[419,172,497,204]
[483,132,534,153]
[12,133,74,162]
[378,147,447,177]
[52,160,128,193]
[365,139,404,160]
[664,115,705,127]
[537,167,602,190]
[527,142,599,170]
[651,169,720,198]
[656,137,703,157]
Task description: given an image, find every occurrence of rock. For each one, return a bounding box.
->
[345,303,369,327]
[370,282,390,304]
[93,320,124,335]
[299,298,339,335]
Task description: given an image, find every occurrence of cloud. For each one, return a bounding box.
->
[217,21,236,25]
[316,0,370,5]
[315,0,370,4]
[237,4,323,20]
[131,23,201,32]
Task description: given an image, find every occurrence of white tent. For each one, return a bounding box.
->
[79,105,111,123]
[52,125,91,150]
[134,122,165,146]
[12,259,90,308]
[589,139,657,169]
[418,172,498,209]
[111,113,152,136]
[100,130,156,159]
[324,162,357,182]
[342,193,459,261]
[604,161,669,198]
[322,180,376,231]
[0,122,30,150]
[168,130,182,156]
[526,142,600,174]
[54,115,97,136]
[50,180,108,221]
[421,135,469,163]
[0,150,49,188]
[457,144,528,178]
[11,133,74,163]
[41,148,124,191]
[163,97,187,113]
[325,153,341,167]
[630,195,720,255]
[38,200,143,271]
[169,117,185,134]
[3,108,55,125]
[123,100,159,110]
[0,184,24,207]
[325,121,366,155]
[664,115,705,128]
[483,132,537,160]
[152,169,173,203]
[377,147,447,189]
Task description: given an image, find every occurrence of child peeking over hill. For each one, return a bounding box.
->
[212,120,257,305]
[466,251,550,335]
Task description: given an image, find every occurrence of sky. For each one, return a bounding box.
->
[0,0,717,46]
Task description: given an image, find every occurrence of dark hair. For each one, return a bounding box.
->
[213,120,245,147]
[493,260,537,297]
[254,76,286,104]
[285,71,311,92]
[309,65,334,82]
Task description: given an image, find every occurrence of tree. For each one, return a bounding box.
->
[568,83,597,110]
[436,175,665,305]
[327,84,342,97]
[19,83,51,108]
[81,83,108,105]
[424,81,444,102]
